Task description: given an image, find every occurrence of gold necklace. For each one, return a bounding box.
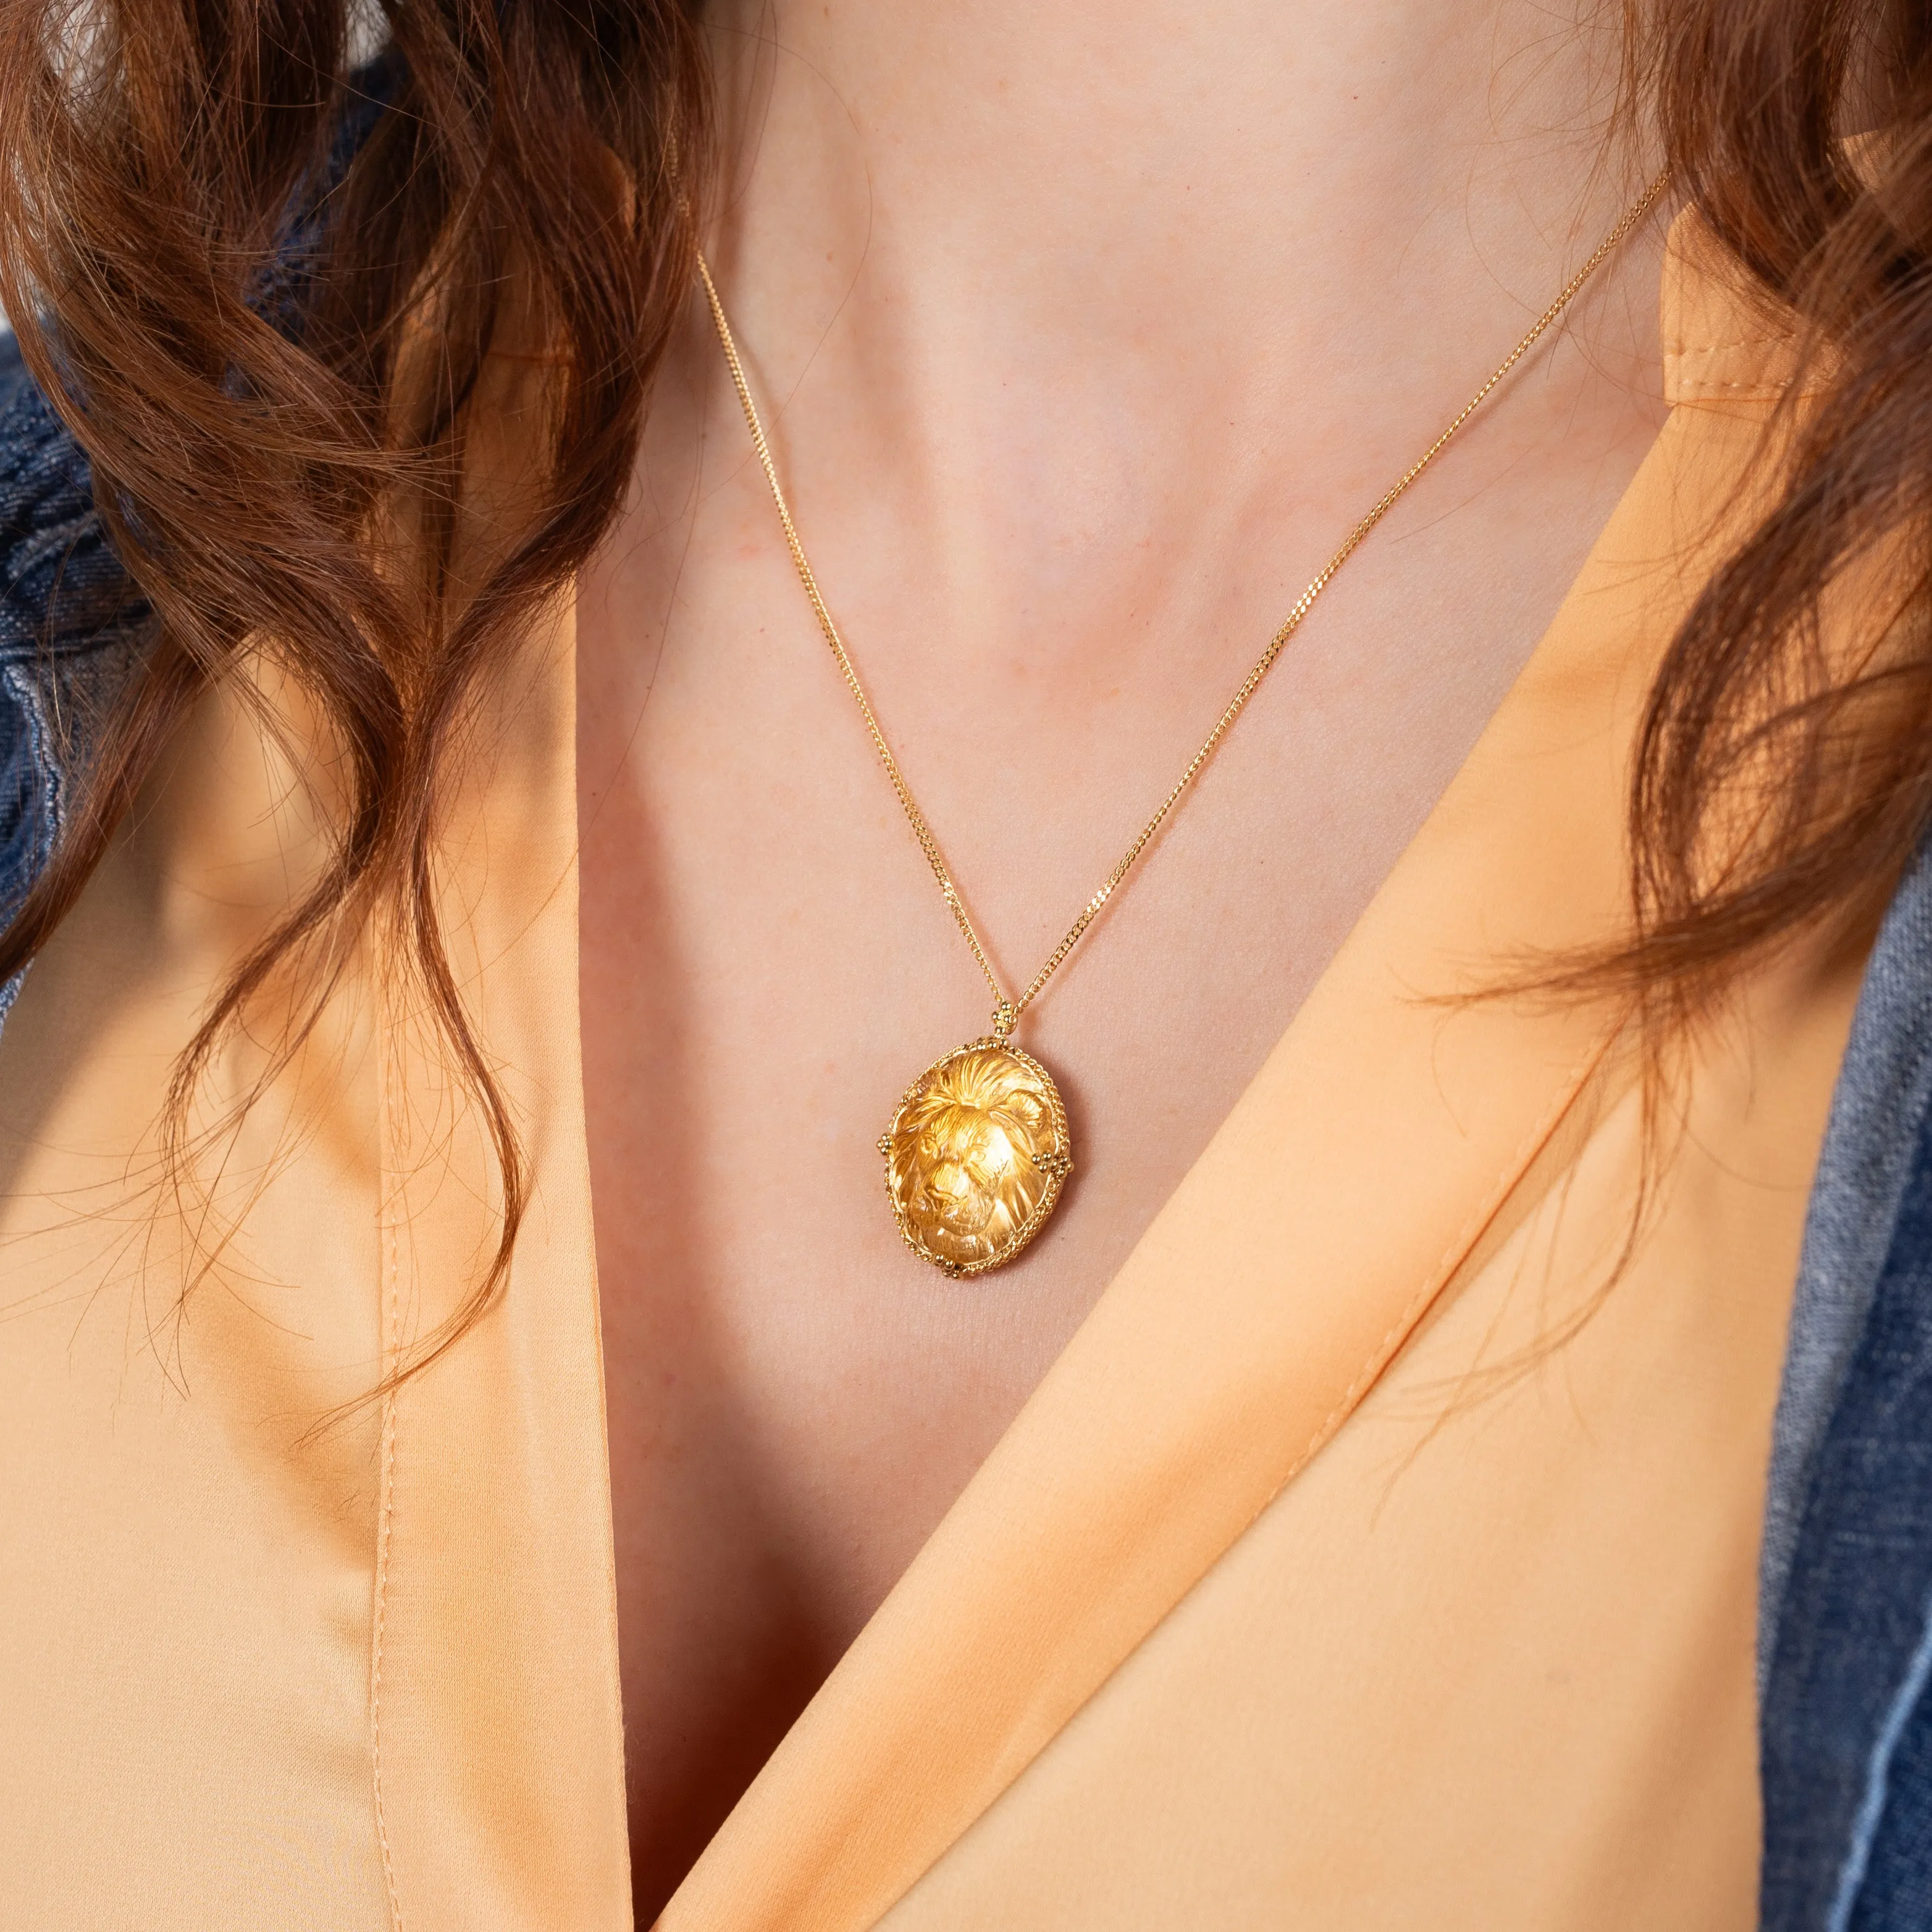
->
[697,173,1668,1279]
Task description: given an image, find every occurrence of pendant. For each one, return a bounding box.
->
[879,1030,1073,1277]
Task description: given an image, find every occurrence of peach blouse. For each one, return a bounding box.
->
[0,211,1867,1930]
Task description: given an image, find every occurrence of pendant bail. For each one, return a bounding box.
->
[991,999,1018,1044]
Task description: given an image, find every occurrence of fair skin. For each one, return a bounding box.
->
[574,1,1667,1916]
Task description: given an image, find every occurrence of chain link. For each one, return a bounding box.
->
[697,168,1670,1031]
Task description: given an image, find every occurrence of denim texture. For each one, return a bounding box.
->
[0,327,151,1024]
[1763,845,1932,1694]
[1760,882,1932,1927]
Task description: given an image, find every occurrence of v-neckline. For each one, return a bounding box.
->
[641,319,1758,1932]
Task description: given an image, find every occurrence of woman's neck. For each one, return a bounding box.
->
[692,0,1656,679]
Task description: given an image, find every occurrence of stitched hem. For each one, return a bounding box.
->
[1665,334,1803,356]
[371,1003,405,1932]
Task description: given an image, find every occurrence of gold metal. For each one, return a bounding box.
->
[879,1039,1073,1277]
[698,169,1670,1275]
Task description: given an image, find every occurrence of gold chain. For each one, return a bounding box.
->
[697,170,1670,1040]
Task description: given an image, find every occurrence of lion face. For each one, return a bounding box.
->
[884,1043,1069,1272]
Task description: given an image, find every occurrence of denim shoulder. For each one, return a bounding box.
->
[0,329,152,1027]
[1761,834,1932,1930]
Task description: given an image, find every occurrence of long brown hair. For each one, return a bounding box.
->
[1609,1,1932,999]
[0,0,707,1372]
[0,0,1926,1368]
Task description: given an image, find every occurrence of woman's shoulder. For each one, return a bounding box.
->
[0,67,395,1008]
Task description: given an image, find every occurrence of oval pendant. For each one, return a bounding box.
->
[878,1037,1073,1277]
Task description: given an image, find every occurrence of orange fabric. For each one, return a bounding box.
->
[872,937,1860,1931]
[0,209,1864,1930]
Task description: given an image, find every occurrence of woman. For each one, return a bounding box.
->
[2,0,1929,1925]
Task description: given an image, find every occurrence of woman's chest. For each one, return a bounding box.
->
[569,505,1575,1892]
[572,355,1679,1905]
[573,551,1358,1911]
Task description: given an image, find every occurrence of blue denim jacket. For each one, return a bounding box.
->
[0,327,150,1026]
[6,293,1932,1923]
